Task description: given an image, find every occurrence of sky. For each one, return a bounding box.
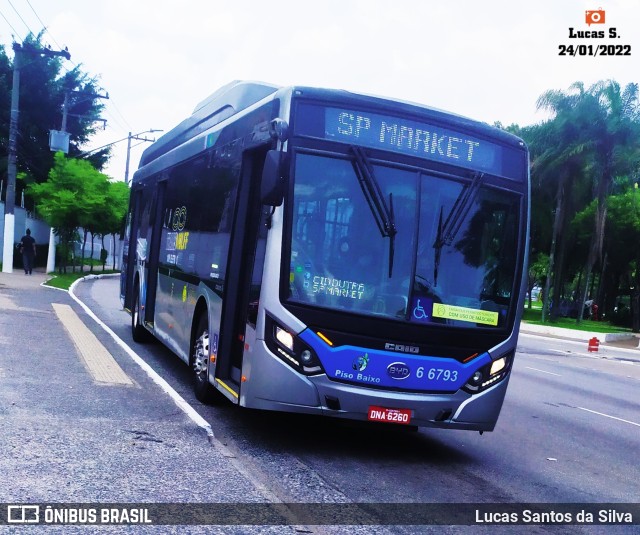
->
[0,0,638,181]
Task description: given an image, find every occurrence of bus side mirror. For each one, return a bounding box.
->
[261,150,286,206]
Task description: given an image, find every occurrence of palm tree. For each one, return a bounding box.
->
[530,83,595,321]
[576,81,640,322]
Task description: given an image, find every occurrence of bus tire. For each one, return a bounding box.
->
[192,314,216,403]
[132,285,151,343]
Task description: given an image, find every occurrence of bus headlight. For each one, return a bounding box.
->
[275,326,295,352]
[265,315,324,376]
[490,357,506,376]
[463,352,513,394]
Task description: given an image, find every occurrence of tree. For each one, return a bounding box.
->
[573,188,640,331]
[527,83,596,321]
[527,252,548,309]
[90,180,129,271]
[0,46,12,181]
[525,80,640,324]
[576,81,640,322]
[0,33,110,209]
[28,152,113,273]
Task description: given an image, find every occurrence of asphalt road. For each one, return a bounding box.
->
[73,276,640,534]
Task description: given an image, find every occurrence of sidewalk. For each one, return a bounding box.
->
[0,267,292,530]
[519,320,640,345]
[519,320,640,362]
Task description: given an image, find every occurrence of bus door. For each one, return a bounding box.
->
[143,180,167,326]
[215,147,270,389]
[123,187,144,311]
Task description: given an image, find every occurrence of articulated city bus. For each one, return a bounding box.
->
[121,81,529,432]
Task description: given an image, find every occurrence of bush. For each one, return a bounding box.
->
[609,304,632,328]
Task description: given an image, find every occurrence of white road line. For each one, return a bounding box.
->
[577,407,640,428]
[68,276,305,513]
[525,366,562,376]
[68,275,214,439]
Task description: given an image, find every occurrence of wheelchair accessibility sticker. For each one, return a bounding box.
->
[411,297,433,323]
[411,298,499,326]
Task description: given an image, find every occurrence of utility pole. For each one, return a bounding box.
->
[61,89,109,131]
[47,88,110,272]
[2,42,70,273]
[125,130,163,185]
[51,89,109,154]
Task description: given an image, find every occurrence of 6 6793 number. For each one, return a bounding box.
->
[416,367,458,382]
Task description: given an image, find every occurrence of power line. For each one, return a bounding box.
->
[106,99,133,131]
[13,1,133,135]
[0,8,23,40]
[7,0,33,35]
[24,0,60,46]
[2,2,139,170]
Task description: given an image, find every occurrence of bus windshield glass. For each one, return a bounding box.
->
[287,152,520,329]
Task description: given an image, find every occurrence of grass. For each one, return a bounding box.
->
[522,307,630,333]
[44,269,119,291]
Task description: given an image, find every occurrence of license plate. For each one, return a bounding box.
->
[367,406,412,425]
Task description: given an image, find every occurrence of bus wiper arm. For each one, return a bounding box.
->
[432,172,485,285]
[350,146,397,278]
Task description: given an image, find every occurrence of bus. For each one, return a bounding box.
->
[121,80,529,432]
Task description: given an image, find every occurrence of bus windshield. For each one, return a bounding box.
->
[287,152,520,329]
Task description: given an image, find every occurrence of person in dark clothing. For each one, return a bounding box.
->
[20,228,36,275]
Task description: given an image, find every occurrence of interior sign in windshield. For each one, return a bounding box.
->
[324,107,500,175]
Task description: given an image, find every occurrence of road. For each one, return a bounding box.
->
[74,276,640,533]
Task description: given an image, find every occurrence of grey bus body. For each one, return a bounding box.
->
[121,80,529,431]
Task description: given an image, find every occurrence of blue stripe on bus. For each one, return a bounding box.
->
[299,329,491,392]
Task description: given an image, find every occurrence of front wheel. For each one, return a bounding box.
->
[131,286,151,343]
[192,314,216,403]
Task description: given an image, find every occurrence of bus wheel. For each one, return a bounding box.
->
[132,286,151,343]
[192,315,215,403]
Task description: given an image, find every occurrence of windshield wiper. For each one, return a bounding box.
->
[432,172,485,285]
[350,146,397,278]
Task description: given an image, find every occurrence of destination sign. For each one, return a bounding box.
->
[294,103,526,179]
[326,107,498,173]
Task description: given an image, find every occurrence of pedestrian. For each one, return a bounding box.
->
[20,228,36,275]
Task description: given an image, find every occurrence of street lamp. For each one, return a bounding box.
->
[125,129,163,185]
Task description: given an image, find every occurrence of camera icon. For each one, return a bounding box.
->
[585,9,605,25]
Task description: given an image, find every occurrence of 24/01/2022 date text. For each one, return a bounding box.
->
[559,44,631,56]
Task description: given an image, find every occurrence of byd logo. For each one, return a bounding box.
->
[387,362,411,380]
[585,8,605,26]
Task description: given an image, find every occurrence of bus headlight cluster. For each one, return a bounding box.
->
[275,326,294,352]
[266,315,324,376]
[463,352,513,394]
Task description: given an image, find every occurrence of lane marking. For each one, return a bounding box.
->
[67,276,309,520]
[52,303,133,386]
[577,407,640,428]
[525,366,561,376]
[68,275,214,439]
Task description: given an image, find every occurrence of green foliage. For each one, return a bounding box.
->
[28,152,129,273]
[521,80,640,327]
[521,307,629,334]
[0,33,110,209]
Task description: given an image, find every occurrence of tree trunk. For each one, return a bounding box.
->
[578,263,592,323]
[81,229,87,273]
[112,234,117,271]
[89,231,95,273]
[632,258,640,333]
[101,235,106,272]
[543,176,566,322]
